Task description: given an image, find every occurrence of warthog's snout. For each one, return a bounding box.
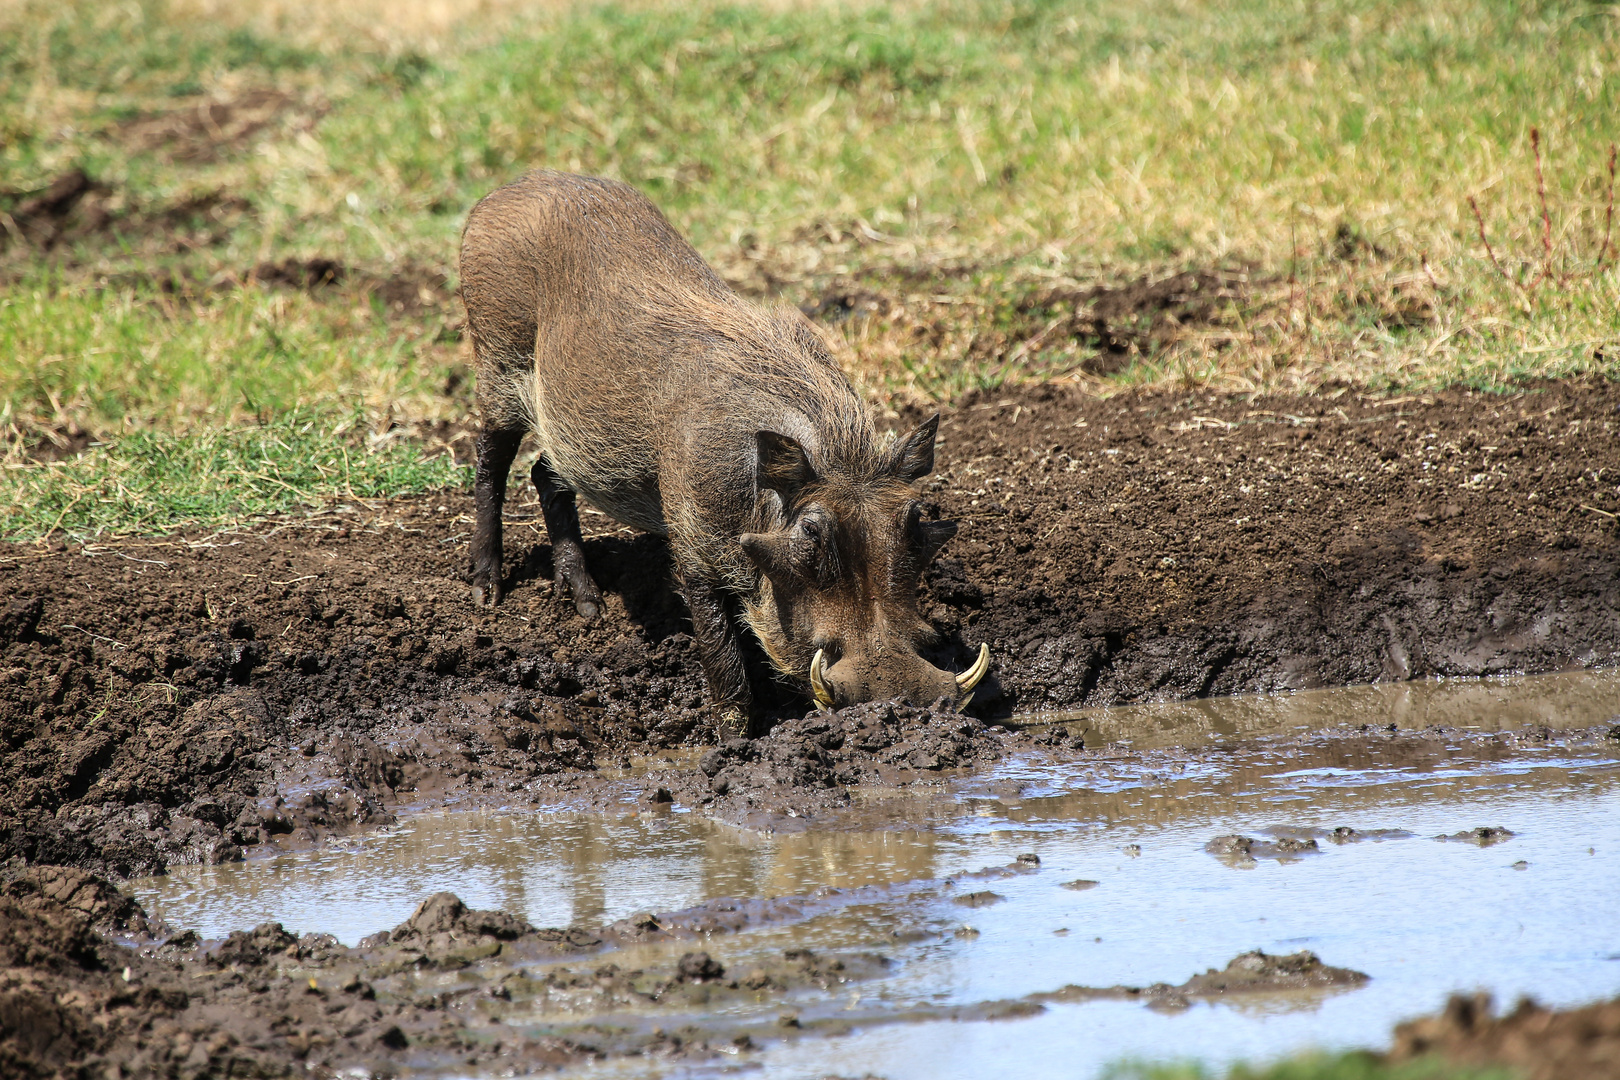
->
[810,643,990,710]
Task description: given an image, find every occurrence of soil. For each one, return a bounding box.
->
[0,170,252,257]
[2,379,1618,880]
[114,89,329,166]
[1389,992,1620,1080]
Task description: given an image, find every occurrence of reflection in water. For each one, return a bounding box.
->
[1021,667,1620,749]
[131,669,1620,1079]
[137,813,949,946]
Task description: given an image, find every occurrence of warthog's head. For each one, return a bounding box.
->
[737,414,989,710]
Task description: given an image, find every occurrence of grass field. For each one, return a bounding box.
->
[1,0,1617,537]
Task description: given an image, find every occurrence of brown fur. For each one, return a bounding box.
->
[460,171,962,727]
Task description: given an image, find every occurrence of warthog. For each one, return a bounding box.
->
[459,171,989,730]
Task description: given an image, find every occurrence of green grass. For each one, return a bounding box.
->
[0,276,462,436]
[0,0,1617,536]
[1108,1051,1516,1080]
[3,409,468,541]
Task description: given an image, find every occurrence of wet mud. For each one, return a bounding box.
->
[1390,992,1620,1080]
[0,850,1385,1080]
[3,381,1618,882]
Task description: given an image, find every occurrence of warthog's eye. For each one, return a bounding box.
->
[794,511,839,583]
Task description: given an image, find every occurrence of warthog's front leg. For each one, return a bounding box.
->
[469,427,524,606]
[531,455,602,622]
[673,558,751,738]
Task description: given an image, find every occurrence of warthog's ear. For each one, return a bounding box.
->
[756,430,815,497]
[916,518,958,565]
[888,413,941,483]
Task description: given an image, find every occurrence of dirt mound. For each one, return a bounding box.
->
[249,256,453,315]
[1017,267,1252,373]
[1390,992,1620,1080]
[0,170,249,254]
[597,702,1010,826]
[1178,949,1369,996]
[1024,948,1369,1013]
[115,88,327,164]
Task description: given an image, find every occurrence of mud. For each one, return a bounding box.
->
[2,381,1618,879]
[1390,992,1620,1080]
[0,850,1388,1080]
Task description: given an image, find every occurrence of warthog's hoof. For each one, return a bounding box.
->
[713,706,749,741]
[469,580,503,607]
[557,572,603,623]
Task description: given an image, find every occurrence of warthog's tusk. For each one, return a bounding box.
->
[956,643,990,691]
[810,649,835,708]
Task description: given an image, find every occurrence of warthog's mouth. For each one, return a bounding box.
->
[809,643,990,710]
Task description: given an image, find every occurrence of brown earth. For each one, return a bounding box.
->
[1,379,1618,880]
[0,169,251,256]
[114,88,329,166]
[1391,991,1620,1079]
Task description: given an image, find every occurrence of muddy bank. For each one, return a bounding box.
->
[1390,992,1620,1080]
[5,856,1617,1079]
[0,855,1384,1079]
[1,381,1618,877]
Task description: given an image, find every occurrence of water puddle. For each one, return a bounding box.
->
[1018,666,1620,748]
[134,671,1620,1077]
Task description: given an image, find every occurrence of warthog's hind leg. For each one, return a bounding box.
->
[532,456,602,622]
[469,426,524,606]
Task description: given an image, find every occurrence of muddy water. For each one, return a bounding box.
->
[1018,666,1620,748]
[135,671,1620,1078]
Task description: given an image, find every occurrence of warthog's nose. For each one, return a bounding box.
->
[813,648,983,709]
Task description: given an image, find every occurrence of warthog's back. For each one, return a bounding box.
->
[460,170,870,543]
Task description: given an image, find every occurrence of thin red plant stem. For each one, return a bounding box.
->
[1600,144,1617,271]
[1469,194,1517,290]
[1525,128,1553,291]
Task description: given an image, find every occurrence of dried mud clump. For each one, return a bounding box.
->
[1390,992,1620,1080]
[1177,949,1369,996]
